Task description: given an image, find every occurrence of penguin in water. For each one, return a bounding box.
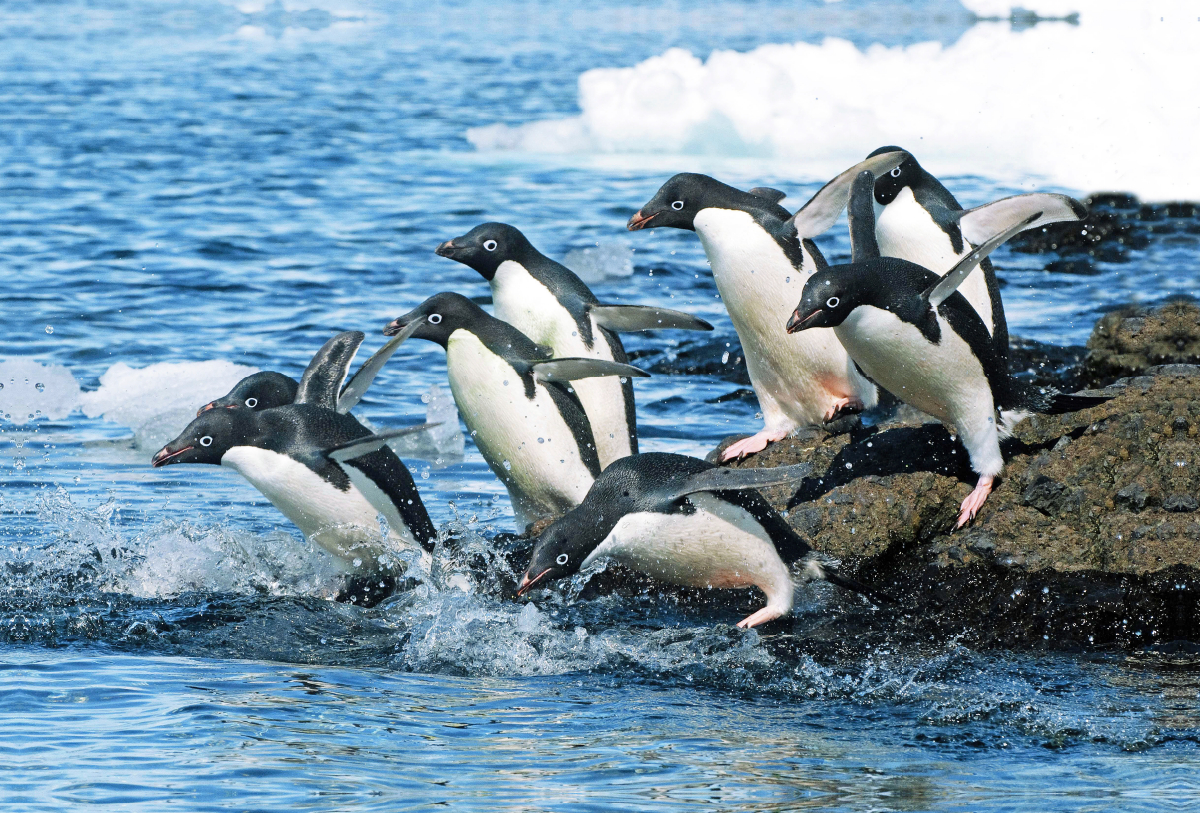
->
[381,292,650,528]
[197,330,408,416]
[627,152,909,461]
[867,145,1088,355]
[153,335,438,592]
[517,452,888,628]
[786,172,1109,527]
[435,223,713,469]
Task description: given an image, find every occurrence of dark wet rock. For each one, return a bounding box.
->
[1084,299,1200,386]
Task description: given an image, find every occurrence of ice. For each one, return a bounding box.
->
[386,383,465,461]
[79,360,258,451]
[0,358,82,425]
[562,240,635,284]
[468,0,1200,199]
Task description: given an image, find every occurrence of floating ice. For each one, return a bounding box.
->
[387,383,465,462]
[0,359,82,425]
[79,360,259,451]
[563,240,635,284]
[468,0,1200,199]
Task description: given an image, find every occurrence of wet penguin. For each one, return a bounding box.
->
[435,223,712,469]
[627,152,908,461]
[867,145,1088,354]
[517,452,887,628]
[382,292,649,528]
[786,172,1108,527]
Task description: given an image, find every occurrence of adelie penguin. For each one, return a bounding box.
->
[628,152,908,461]
[435,222,712,469]
[153,332,438,593]
[517,453,888,628]
[787,172,1108,528]
[867,145,1088,356]
[381,292,650,529]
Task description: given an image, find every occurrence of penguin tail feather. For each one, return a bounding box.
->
[803,559,894,606]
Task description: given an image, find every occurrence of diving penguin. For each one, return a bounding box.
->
[435,222,712,469]
[786,172,1109,528]
[517,452,888,628]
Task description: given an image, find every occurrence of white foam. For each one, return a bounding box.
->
[79,360,258,451]
[468,0,1200,199]
[0,359,82,425]
[562,240,636,284]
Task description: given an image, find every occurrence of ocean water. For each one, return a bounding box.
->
[2,0,1198,809]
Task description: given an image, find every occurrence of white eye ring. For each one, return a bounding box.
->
[483,239,497,251]
[245,397,258,408]
[428,313,443,324]
[889,167,901,178]
[199,436,213,447]
[671,200,684,211]
[826,297,840,309]
[556,553,569,565]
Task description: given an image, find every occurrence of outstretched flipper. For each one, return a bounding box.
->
[923,212,1042,307]
[338,332,409,413]
[789,150,908,238]
[748,187,788,205]
[954,193,1087,246]
[847,170,881,263]
[664,462,814,502]
[295,331,364,411]
[531,358,650,383]
[325,423,442,463]
[804,558,894,606]
[587,304,713,333]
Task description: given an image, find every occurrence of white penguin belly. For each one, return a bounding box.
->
[492,261,633,468]
[445,330,594,525]
[694,208,875,430]
[876,187,994,336]
[221,447,408,572]
[835,307,1004,476]
[581,493,794,613]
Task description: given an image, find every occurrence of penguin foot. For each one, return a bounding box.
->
[824,396,865,423]
[956,475,994,529]
[736,606,785,629]
[721,429,789,461]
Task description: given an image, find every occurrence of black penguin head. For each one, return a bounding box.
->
[197,371,298,415]
[786,271,861,333]
[152,408,255,468]
[435,222,536,281]
[868,145,922,205]
[517,518,598,594]
[629,173,763,232]
[383,291,484,348]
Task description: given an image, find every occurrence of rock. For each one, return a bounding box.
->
[1084,298,1200,385]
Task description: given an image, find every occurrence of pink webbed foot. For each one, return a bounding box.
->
[737,606,784,629]
[824,395,866,423]
[721,428,789,462]
[956,475,994,529]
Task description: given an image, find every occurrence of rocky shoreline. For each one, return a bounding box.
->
[712,299,1200,651]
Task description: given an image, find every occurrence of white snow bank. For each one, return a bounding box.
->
[0,359,82,424]
[469,0,1200,199]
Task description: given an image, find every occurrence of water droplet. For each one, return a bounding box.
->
[503,380,509,386]
[537,437,544,444]
[45,326,53,334]
[35,382,44,393]
[353,558,363,568]
[503,460,512,470]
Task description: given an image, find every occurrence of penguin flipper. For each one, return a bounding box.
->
[325,423,442,463]
[788,150,908,238]
[588,304,713,333]
[296,331,365,411]
[923,212,1042,307]
[338,331,411,413]
[748,186,787,205]
[666,462,814,501]
[954,193,1087,246]
[1043,391,1113,415]
[805,559,894,606]
[847,170,880,262]
[531,358,649,382]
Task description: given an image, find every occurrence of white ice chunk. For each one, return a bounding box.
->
[562,240,635,284]
[384,383,465,462]
[79,360,258,451]
[0,358,82,424]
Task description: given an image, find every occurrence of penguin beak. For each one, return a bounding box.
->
[516,568,552,597]
[434,240,459,258]
[382,314,426,339]
[626,209,658,231]
[151,444,193,467]
[197,402,215,415]
[785,307,822,334]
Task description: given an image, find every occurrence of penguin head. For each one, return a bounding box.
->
[628,173,756,231]
[383,291,484,348]
[868,146,921,206]
[517,518,600,594]
[197,371,298,415]
[786,272,859,332]
[152,408,255,468]
[435,222,534,280]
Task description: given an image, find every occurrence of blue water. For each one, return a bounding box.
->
[2,1,1198,809]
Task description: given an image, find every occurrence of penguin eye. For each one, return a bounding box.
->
[428,313,443,325]
[245,397,258,408]
[826,297,840,309]
[556,553,569,566]
[671,200,684,211]
[199,436,213,447]
[483,240,498,251]
[889,167,902,178]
